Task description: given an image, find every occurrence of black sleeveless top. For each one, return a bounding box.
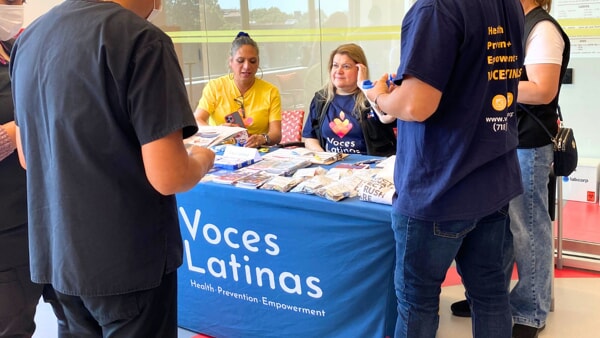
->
[517,7,570,148]
[0,39,28,230]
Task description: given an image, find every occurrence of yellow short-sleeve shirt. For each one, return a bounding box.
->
[196,75,281,136]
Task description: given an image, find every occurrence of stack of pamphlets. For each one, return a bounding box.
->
[204,167,275,188]
[357,177,395,205]
[235,171,276,189]
[262,147,348,165]
[213,145,262,170]
[210,169,254,185]
[246,157,311,176]
[185,126,247,148]
[213,156,255,170]
[324,163,370,181]
[310,151,348,165]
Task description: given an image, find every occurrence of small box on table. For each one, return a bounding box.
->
[562,157,600,203]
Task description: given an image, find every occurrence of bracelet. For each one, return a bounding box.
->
[262,133,270,146]
[374,93,387,115]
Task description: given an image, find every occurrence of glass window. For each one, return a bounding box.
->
[159,0,404,110]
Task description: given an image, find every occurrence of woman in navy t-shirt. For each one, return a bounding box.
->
[302,43,396,157]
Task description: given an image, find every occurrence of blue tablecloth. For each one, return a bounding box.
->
[176,155,397,337]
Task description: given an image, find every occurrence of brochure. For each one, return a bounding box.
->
[213,156,255,170]
[235,171,276,189]
[211,170,254,185]
[247,157,312,176]
[310,152,348,165]
[213,146,262,170]
[262,147,348,165]
[357,177,395,205]
[186,126,248,148]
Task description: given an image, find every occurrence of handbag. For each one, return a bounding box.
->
[520,104,578,176]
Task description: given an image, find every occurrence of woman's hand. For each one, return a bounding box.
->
[244,134,268,148]
[356,63,368,87]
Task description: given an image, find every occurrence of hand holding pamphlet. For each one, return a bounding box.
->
[186,126,248,148]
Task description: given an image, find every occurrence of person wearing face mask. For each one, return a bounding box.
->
[302,43,397,156]
[9,0,215,337]
[1,1,67,337]
[0,2,32,336]
[0,0,23,42]
[194,32,282,148]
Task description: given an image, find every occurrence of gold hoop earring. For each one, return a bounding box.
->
[228,72,234,80]
[257,67,263,79]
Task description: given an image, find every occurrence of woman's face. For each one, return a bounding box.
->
[229,44,259,82]
[330,53,358,95]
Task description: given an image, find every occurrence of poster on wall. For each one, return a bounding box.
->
[555,0,600,57]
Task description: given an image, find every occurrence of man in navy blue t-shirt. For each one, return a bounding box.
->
[361,0,524,337]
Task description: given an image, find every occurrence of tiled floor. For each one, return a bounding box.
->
[437,270,600,338]
[32,269,600,338]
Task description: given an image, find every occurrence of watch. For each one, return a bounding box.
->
[262,133,270,146]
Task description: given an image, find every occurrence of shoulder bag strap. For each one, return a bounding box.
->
[518,103,556,141]
[557,105,564,122]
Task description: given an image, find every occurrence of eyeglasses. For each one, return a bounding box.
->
[234,96,245,118]
[332,63,356,71]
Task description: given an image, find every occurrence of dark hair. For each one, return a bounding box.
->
[230,31,259,57]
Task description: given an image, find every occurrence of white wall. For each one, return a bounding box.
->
[25,0,63,26]
[559,58,600,158]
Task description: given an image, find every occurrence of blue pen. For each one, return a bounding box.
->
[386,74,393,87]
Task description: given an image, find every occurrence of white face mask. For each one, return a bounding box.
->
[0,5,24,41]
[146,0,162,22]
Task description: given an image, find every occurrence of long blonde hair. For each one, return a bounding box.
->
[321,43,370,118]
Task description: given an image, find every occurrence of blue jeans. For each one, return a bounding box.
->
[391,208,512,338]
[508,145,553,328]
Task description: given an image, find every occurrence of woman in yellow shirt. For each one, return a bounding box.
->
[194,32,282,148]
